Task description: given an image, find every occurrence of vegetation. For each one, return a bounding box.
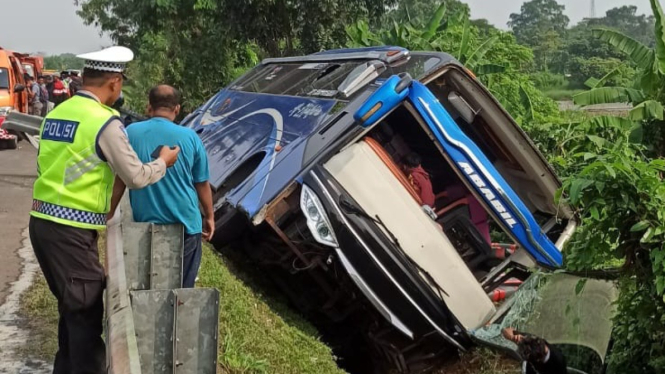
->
[19,239,343,374]
[19,275,58,360]
[44,53,85,71]
[347,1,559,124]
[198,246,345,374]
[74,0,394,111]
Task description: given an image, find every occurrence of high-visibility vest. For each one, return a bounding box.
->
[31,93,119,229]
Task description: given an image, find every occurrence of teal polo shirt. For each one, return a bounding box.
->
[126,117,210,235]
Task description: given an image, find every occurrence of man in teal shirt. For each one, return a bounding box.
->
[109,85,214,287]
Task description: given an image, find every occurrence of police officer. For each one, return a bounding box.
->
[29,46,180,373]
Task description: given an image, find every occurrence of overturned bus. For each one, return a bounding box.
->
[182,47,616,373]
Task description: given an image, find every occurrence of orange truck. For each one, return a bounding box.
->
[15,53,44,80]
[0,47,28,116]
[0,47,30,149]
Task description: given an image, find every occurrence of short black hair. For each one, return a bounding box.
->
[82,68,120,87]
[404,152,422,168]
[149,85,181,111]
[26,75,34,81]
[518,336,548,362]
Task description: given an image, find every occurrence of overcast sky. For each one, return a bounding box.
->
[0,0,653,56]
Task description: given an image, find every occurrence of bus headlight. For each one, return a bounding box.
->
[300,185,338,247]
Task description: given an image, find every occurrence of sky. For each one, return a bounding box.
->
[0,0,654,56]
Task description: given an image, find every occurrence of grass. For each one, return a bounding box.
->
[18,233,344,374]
[197,245,345,374]
[17,232,108,361]
[438,349,520,374]
[543,88,586,101]
[18,232,516,374]
[18,274,59,361]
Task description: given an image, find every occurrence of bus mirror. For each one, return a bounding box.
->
[354,73,412,128]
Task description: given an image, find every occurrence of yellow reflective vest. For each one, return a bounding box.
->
[31,93,119,229]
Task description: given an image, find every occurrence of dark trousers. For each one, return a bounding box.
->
[29,216,106,374]
[182,233,202,288]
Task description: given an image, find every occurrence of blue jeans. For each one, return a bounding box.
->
[183,233,202,288]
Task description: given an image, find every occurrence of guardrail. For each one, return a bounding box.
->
[3,111,42,136]
[106,195,220,374]
[106,211,143,374]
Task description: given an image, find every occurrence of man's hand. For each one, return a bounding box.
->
[107,176,127,225]
[202,216,215,242]
[159,145,180,167]
[502,327,522,343]
[195,181,215,242]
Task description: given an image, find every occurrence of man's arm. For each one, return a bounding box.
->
[97,119,179,189]
[107,175,127,221]
[195,181,215,241]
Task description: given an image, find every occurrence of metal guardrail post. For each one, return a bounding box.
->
[106,194,219,374]
[3,111,42,135]
[106,212,143,374]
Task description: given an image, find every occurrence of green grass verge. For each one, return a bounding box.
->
[198,245,345,374]
[438,349,519,374]
[543,89,585,101]
[18,235,516,374]
[18,235,344,374]
[18,274,59,361]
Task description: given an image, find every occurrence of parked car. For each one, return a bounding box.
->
[182,47,612,373]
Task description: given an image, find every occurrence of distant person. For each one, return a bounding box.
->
[502,328,568,374]
[402,152,435,208]
[26,76,43,116]
[44,75,56,113]
[37,76,49,116]
[69,71,82,96]
[108,84,214,288]
[61,71,70,91]
[51,76,69,107]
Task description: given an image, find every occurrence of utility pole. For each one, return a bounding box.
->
[590,0,597,18]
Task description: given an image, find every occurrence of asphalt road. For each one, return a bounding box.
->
[0,144,37,304]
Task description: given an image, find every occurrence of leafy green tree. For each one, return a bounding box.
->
[508,0,569,71]
[523,0,665,371]
[44,54,85,71]
[568,57,635,89]
[75,0,393,112]
[347,3,558,124]
[602,5,656,47]
[382,0,469,25]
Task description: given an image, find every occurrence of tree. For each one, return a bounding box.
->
[382,0,469,25]
[602,5,656,47]
[44,54,85,71]
[508,0,569,71]
[346,3,558,124]
[508,0,569,45]
[75,0,393,112]
[531,0,665,371]
[559,6,655,86]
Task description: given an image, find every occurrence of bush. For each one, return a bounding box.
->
[568,57,636,89]
[531,71,567,89]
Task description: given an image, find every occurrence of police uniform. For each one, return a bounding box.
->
[29,47,168,374]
